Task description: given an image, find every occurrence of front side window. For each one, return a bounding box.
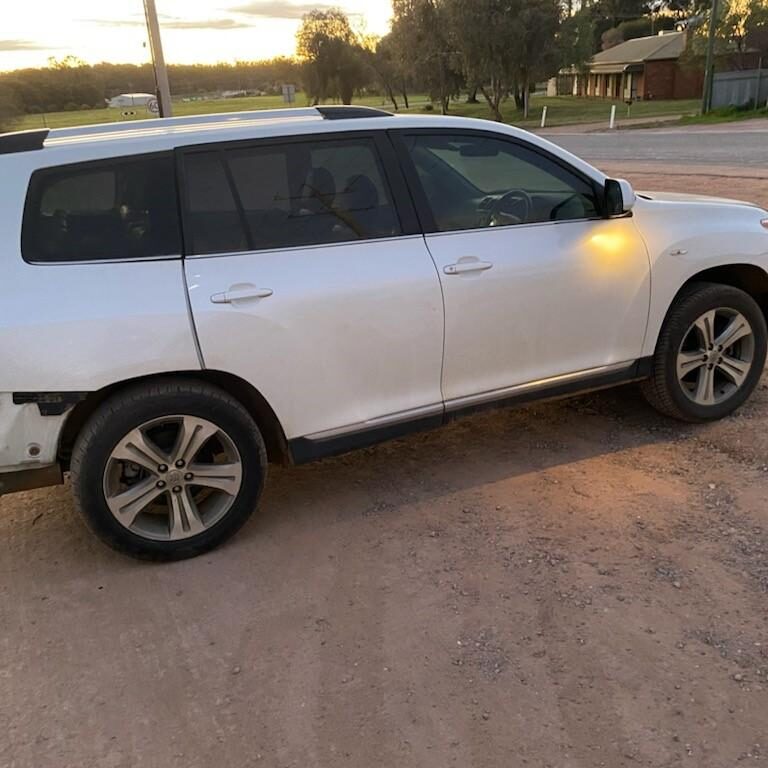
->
[183,136,401,256]
[23,153,181,263]
[404,134,600,233]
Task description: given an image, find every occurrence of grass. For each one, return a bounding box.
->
[11,93,701,133]
[678,104,768,125]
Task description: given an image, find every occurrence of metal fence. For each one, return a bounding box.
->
[712,68,768,109]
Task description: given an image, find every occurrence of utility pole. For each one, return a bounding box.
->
[701,0,719,114]
[143,0,173,117]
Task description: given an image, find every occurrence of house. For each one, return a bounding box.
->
[580,31,704,100]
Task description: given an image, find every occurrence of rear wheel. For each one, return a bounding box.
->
[642,282,767,422]
[71,379,267,560]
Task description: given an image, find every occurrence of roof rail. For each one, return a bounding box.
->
[316,106,393,119]
[3,105,394,152]
[0,128,49,155]
[48,107,322,140]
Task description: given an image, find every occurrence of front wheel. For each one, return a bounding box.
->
[641,282,767,422]
[70,379,267,560]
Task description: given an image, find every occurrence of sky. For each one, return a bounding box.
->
[0,1,393,72]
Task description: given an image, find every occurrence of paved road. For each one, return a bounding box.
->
[545,119,768,167]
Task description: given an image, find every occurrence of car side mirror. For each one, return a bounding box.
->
[605,178,635,216]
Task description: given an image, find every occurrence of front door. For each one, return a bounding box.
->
[181,132,444,447]
[394,130,651,407]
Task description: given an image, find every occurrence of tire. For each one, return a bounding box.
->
[641,282,767,422]
[70,378,267,561]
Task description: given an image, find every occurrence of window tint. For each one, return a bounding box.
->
[184,151,247,255]
[183,137,401,255]
[23,154,181,263]
[404,134,599,233]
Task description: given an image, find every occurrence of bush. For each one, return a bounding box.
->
[423,102,434,111]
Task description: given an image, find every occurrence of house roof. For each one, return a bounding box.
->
[590,31,686,72]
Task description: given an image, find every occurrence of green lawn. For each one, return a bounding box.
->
[678,105,768,125]
[13,93,700,133]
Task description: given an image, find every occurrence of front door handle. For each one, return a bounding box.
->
[210,287,273,304]
[443,261,493,275]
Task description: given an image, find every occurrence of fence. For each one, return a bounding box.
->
[711,68,768,109]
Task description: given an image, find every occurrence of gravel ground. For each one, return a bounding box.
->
[2,171,768,768]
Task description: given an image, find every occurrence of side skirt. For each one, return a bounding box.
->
[288,357,652,465]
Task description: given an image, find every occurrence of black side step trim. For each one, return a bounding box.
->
[288,358,653,464]
[317,106,393,120]
[0,129,49,155]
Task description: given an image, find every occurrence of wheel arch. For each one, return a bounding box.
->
[57,370,292,470]
[652,263,768,352]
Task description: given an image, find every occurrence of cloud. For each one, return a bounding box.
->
[163,18,251,29]
[0,39,50,51]
[80,17,250,30]
[229,1,338,19]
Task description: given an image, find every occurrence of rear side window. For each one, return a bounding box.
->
[22,153,182,263]
[182,136,401,256]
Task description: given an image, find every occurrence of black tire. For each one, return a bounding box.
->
[70,378,267,561]
[641,282,767,422]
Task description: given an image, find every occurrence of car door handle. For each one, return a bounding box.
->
[210,287,273,304]
[443,261,493,275]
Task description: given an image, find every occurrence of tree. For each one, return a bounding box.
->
[391,0,463,114]
[369,34,405,110]
[559,9,597,72]
[295,9,370,104]
[516,0,562,116]
[446,0,524,121]
[745,0,768,55]
[0,84,20,132]
[685,0,768,59]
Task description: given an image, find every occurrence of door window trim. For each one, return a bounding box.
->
[388,128,608,235]
[175,130,421,258]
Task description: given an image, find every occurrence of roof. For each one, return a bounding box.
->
[0,106,395,155]
[0,109,609,190]
[590,31,686,72]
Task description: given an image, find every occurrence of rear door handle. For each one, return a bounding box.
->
[210,287,273,304]
[443,261,493,275]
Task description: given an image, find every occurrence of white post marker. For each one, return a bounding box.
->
[540,106,548,129]
[609,104,617,130]
[282,84,296,105]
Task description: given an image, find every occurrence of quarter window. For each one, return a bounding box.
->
[23,153,182,263]
[183,137,401,256]
[404,134,599,233]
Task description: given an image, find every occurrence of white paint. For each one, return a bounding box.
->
[1,107,767,486]
[187,236,444,440]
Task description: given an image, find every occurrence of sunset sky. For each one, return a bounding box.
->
[0,1,392,71]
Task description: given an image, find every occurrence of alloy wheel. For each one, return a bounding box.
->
[103,415,243,541]
[676,307,755,406]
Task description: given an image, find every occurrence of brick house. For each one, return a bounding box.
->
[581,31,704,100]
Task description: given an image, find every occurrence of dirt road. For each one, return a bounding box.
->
[2,171,768,768]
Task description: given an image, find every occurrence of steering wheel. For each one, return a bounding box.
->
[488,189,532,227]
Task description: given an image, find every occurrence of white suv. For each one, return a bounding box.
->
[2,106,767,559]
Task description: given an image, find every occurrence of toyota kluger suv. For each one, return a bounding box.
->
[2,106,767,559]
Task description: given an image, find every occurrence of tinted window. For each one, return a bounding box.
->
[184,151,247,256]
[404,134,599,232]
[23,154,181,263]
[183,137,401,255]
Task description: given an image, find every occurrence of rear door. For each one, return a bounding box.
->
[181,132,445,454]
